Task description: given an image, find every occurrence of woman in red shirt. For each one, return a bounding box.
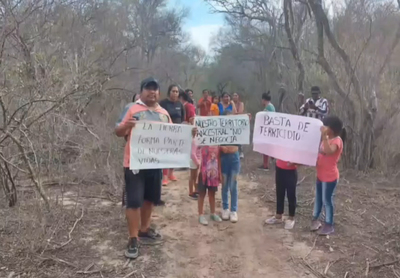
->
[311,116,344,235]
[179,91,196,123]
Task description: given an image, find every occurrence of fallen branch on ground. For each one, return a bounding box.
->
[300,259,329,278]
[39,256,77,268]
[304,235,318,260]
[121,270,137,278]
[371,259,399,269]
[56,206,84,249]
[365,259,370,276]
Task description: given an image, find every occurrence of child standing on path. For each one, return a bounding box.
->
[220,110,241,223]
[188,122,200,200]
[210,95,220,116]
[220,145,241,223]
[265,160,298,230]
[197,145,223,225]
[311,115,344,235]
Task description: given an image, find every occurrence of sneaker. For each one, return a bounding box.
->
[284,219,295,230]
[221,209,230,221]
[162,178,169,186]
[168,175,178,182]
[240,152,244,159]
[155,200,165,207]
[265,216,283,225]
[188,193,198,200]
[138,228,163,245]
[310,220,322,231]
[199,215,208,226]
[318,224,334,236]
[124,237,139,259]
[258,166,269,171]
[230,212,238,223]
[211,214,222,222]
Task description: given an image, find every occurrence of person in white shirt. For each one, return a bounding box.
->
[299,86,329,120]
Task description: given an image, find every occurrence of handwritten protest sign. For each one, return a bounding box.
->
[253,112,323,166]
[129,122,193,170]
[194,115,250,146]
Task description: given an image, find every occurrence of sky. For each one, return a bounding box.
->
[168,0,224,53]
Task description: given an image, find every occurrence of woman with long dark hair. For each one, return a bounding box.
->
[218,92,237,115]
[159,84,186,186]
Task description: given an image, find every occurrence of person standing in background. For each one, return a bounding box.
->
[159,84,185,186]
[210,95,220,116]
[299,86,329,120]
[233,92,245,159]
[218,92,237,115]
[260,91,275,171]
[232,93,244,114]
[197,89,212,116]
[186,89,195,105]
[179,91,196,123]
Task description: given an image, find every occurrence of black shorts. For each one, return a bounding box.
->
[124,168,162,209]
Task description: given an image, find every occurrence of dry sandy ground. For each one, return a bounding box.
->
[129,171,322,278]
[1,171,325,278]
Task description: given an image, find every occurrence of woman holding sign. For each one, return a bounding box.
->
[311,116,344,236]
[159,84,186,186]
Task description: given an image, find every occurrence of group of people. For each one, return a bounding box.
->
[115,77,343,260]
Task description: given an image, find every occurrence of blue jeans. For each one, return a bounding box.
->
[221,152,241,212]
[313,179,338,225]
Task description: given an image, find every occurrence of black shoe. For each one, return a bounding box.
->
[188,193,198,200]
[155,200,165,207]
[124,237,139,259]
[138,228,163,246]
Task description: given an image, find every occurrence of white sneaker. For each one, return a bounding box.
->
[265,216,283,225]
[284,219,295,230]
[222,209,230,221]
[230,212,238,223]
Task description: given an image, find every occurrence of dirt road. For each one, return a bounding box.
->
[129,171,319,278]
[5,171,322,277]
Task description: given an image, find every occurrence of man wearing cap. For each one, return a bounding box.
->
[299,86,329,120]
[115,77,171,259]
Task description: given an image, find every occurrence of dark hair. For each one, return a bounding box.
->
[262,91,272,101]
[323,115,346,141]
[179,91,190,102]
[185,89,193,94]
[221,92,230,98]
[212,95,219,102]
[311,86,321,93]
[132,93,137,102]
[202,89,209,94]
[167,84,179,96]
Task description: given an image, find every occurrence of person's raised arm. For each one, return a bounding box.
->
[320,127,338,155]
[115,117,136,137]
[231,101,237,114]
[299,102,309,116]
[115,105,136,137]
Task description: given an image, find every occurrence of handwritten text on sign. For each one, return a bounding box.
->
[253,112,323,166]
[129,122,192,170]
[195,115,250,145]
